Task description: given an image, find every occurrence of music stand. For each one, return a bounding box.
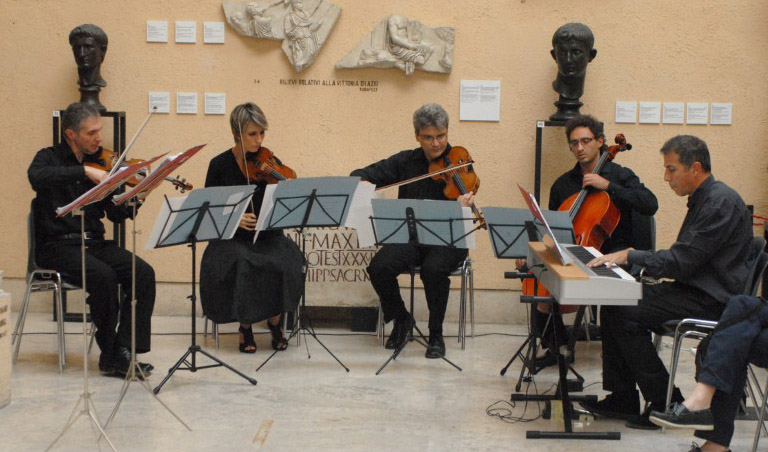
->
[256,176,373,372]
[101,147,205,432]
[369,198,476,375]
[46,159,154,452]
[483,207,575,389]
[150,185,258,394]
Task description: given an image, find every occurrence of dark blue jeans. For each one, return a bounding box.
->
[696,295,768,446]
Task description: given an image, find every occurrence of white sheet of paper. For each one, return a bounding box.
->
[204,93,226,115]
[459,80,501,121]
[686,102,709,124]
[663,102,685,124]
[254,184,277,242]
[146,21,168,43]
[615,101,637,123]
[344,182,377,248]
[145,196,186,249]
[638,101,661,124]
[177,92,198,114]
[203,22,225,44]
[710,102,733,125]
[148,92,170,113]
[175,21,197,43]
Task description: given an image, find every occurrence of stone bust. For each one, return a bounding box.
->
[549,23,596,120]
[69,24,108,112]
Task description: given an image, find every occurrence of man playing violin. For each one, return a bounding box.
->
[200,102,304,354]
[27,102,156,377]
[581,135,754,432]
[350,103,474,359]
[522,115,658,370]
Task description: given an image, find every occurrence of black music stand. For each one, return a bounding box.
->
[151,186,258,394]
[483,207,575,389]
[370,198,478,375]
[256,177,365,372]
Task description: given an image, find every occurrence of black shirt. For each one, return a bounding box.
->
[349,144,455,201]
[28,142,134,243]
[549,160,658,253]
[628,175,753,304]
[204,149,279,241]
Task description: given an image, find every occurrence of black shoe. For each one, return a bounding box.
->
[112,346,147,379]
[425,333,446,359]
[579,389,640,420]
[625,405,661,430]
[531,350,574,373]
[98,353,115,375]
[684,442,731,452]
[385,316,413,350]
[649,402,714,430]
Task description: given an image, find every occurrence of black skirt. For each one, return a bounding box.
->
[200,232,305,324]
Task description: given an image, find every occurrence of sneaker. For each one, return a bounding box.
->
[579,389,640,420]
[649,402,714,430]
[425,333,446,359]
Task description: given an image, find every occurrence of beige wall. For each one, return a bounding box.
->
[1,1,767,318]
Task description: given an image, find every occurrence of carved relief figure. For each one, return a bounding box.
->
[283,0,323,71]
[69,24,108,112]
[336,15,453,76]
[222,0,340,73]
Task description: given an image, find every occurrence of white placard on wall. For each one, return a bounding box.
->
[175,21,197,43]
[459,80,501,121]
[615,101,637,123]
[146,21,168,43]
[148,92,170,113]
[638,101,661,124]
[662,102,685,124]
[177,92,198,114]
[686,102,709,124]
[710,102,733,125]
[203,22,225,44]
[205,93,226,115]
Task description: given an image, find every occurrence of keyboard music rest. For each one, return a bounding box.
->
[527,242,641,306]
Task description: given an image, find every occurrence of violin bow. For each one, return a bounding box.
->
[108,105,157,177]
[375,160,475,192]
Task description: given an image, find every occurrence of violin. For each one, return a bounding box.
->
[530,134,632,314]
[235,146,297,184]
[84,147,193,192]
[427,146,485,227]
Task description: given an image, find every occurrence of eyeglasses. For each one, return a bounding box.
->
[568,137,595,149]
[418,133,447,143]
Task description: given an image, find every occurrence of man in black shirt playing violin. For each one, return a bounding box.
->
[520,115,658,370]
[28,102,156,378]
[350,103,474,359]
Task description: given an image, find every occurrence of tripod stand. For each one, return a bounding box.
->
[45,209,118,452]
[257,186,351,372]
[103,199,190,430]
[151,190,258,394]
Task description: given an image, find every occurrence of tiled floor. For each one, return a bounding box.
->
[1,313,764,452]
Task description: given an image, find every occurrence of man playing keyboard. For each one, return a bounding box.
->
[581,135,754,430]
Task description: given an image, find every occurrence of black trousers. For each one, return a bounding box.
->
[600,281,724,407]
[36,239,155,358]
[695,295,768,446]
[367,244,467,332]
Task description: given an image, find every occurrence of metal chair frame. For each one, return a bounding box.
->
[377,257,474,350]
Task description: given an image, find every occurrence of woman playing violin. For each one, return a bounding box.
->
[200,102,304,353]
[349,103,475,359]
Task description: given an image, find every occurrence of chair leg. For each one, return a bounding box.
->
[378,305,385,346]
[54,286,65,372]
[663,328,687,433]
[213,322,219,350]
[468,265,475,338]
[12,277,35,363]
[753,372,768,452]
[88,321,96,354]
[747,365,768,436]
[458,267,466,349]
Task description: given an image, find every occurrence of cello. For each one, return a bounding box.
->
[525,134,632,314]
